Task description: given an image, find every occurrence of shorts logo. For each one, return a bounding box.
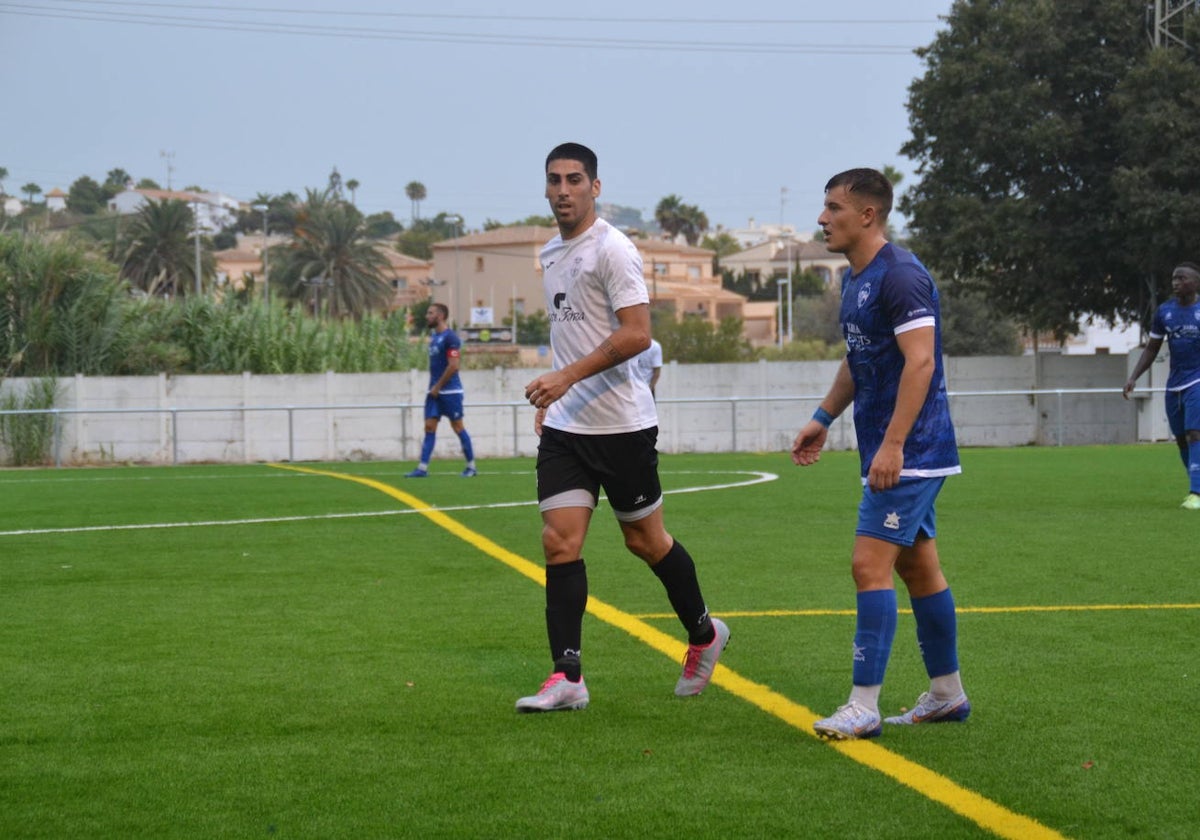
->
[883,511,901,530]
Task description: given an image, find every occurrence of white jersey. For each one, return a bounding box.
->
[540,218,657,434]
[634,338,663,386]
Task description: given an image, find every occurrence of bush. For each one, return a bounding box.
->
[0,376,59,466]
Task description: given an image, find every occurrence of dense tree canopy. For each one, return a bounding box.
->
[900,0,1200,337]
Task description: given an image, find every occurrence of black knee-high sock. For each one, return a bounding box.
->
[650,540,714,645]
[545,559,587,681]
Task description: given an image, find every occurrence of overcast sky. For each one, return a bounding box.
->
[2,0,952,235]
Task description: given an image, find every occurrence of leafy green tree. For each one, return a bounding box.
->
[1110,46,1200,326]
[21,183,41,204]
[364,210,403,238]
[791,267,826,298]
[394,213,462,260]
[701,231,741,261]
[103,168,132,199]
[790,287,844,345]
[405,181,426,222]
[899,0,1188,339]
[67,175,107,215]
[940,289,1022,356]
[120,199,212,297]
[271,188,392,318]
[653,314,752,363]
[502,309,551,345]
[135,178,161,190]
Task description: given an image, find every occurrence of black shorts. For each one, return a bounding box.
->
[536,426,663,522]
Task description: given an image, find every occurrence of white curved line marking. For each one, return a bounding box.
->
[0,470,778,537]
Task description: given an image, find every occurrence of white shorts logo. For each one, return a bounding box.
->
[883,511,901,530]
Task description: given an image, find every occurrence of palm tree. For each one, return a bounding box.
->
[405,181,427,222]
[678,204,709,246]
[0,166,8,196]
[120,199,211,297]
[655,195,708,246]
[346,179,360,206]
[272,188,392,318]
[21,183,42,204]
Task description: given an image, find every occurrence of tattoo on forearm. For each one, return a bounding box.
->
[600,339,620,362]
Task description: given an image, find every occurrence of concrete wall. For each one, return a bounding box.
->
[0,353,1165,466]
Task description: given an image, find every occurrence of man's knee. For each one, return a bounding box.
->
[543,522,583,564]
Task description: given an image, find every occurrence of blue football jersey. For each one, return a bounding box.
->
[1150,299,1200,392]
[428,328,464,394]
[839,243,960,479]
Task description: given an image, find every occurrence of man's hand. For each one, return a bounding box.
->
[791,421,828,466]
[867,441,904,492]
[524,370,573,409]
[534,407,546,437]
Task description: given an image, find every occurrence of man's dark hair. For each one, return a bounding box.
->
[1177,261,1200,274]
[546,143,598,181]
[825,168,893,219]
[429,302,449,319]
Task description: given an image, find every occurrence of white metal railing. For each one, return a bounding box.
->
[0,386,1162,467]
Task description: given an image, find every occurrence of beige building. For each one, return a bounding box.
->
[719,238,848,290]
[430,226,754,337]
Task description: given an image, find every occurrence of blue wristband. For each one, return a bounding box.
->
[812,407,834,428]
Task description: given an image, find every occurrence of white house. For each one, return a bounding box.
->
[45,188,67,213]
[108,188,240,233]
[1,195,22,216]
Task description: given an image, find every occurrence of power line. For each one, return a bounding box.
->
[37,0,941,27]
[0,3,923,55]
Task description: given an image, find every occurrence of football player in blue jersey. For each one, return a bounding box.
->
[1123,262,1200,510]
[791,168,969,740]
[405,302,477,478]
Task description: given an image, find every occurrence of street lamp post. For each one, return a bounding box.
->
[192,199,202,296]
[445,214,463,325]
[252,203,269,304]
[776,276,792,348]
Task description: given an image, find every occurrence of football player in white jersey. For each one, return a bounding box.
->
[515,143,729,713]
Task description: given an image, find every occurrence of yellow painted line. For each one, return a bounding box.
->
[269,463,1065,840]
[633,603,1200,619]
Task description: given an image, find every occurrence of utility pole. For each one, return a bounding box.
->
[1147,0,1198,49]
[160,150,175,190]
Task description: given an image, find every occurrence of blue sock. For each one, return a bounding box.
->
[457,429,475,464]
[1189,439,1200,494]
[852,589,897,686]
[419,431,436,466]
[911,588,960,678]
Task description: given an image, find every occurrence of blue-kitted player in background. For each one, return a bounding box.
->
[1124,262,1200,509]
[406,302,477,478]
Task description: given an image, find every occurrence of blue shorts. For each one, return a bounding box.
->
[856,477,946,546]
[424,392,464,422]
[1164,384,1200,438]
